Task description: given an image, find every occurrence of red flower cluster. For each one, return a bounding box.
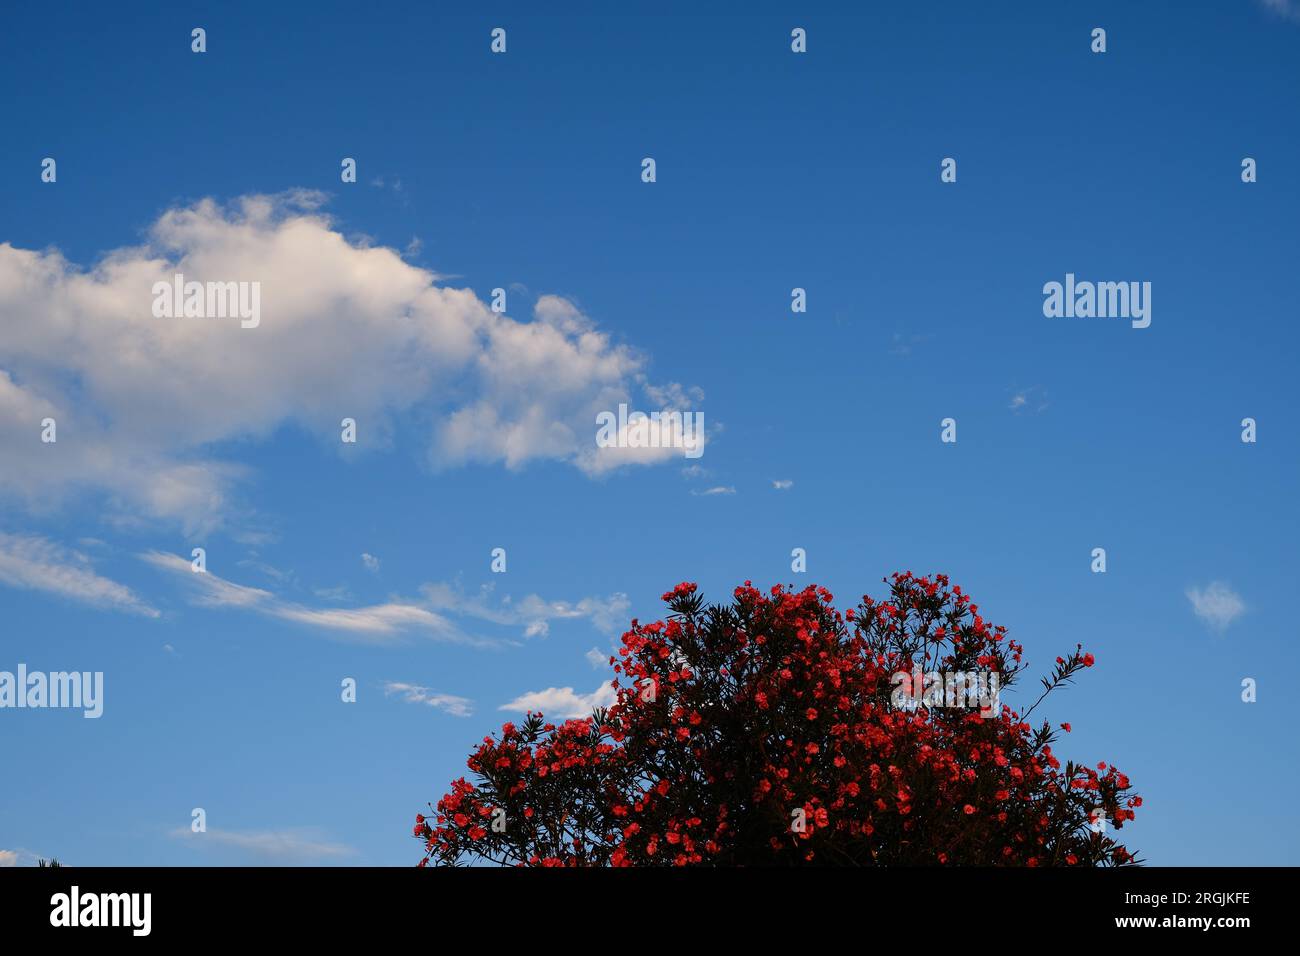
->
[415,573,1140,866]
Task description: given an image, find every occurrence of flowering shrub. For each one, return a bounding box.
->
[415,573,1141,866]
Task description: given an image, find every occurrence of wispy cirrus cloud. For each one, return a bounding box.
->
[140,550,465,644]
[0,532,158,617]
[141,551,630,645]
[419,581,630,637]
[383,682,473,717]
[691,485,735,497]
[168,827,352,863]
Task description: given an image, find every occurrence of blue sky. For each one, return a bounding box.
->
[1,0,1297,866]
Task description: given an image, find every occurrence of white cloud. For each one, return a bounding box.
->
[419,581,630,638]
[576,378,710,476]
[692,485,735,496]
[499,682,616,719]
[383,681,473,717]
[237,556,295,585]
[0,193,698,533]
[1260,0,1300,22]
[585,646,608,669]
[141,551,630,645]
[0,850,18,866]
[643,381,705,409]
[169,827,351,862]
[579,425,700,475]
[1009,385,1048,414]
[1186,582,1246,632]
[360,552,380,573]
[0,532,158,617]
[771,479,793,490]
[141,550,466,644]
[272,602,451,636]
[140,551,271,608]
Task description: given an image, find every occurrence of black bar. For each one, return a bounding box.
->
[0,866,1283,941]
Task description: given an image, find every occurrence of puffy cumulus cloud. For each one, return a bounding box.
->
[430,293,658,473]
[576,385,710,476]
[0,193,699,532]
[499,682,617,719]
[578,413,706,476]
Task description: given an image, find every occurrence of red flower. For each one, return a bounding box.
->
[414,574,1140,868]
